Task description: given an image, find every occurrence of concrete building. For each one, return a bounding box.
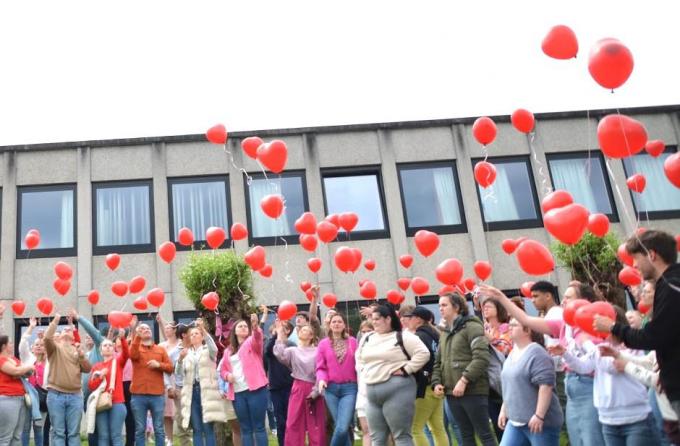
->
[2,104,680,339]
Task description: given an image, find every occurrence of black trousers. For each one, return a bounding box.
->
[269,387,291,446]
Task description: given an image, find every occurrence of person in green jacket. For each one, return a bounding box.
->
[432,293,496,446]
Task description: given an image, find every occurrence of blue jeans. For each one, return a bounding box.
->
[324,382,358,446]
[269,387,291,446]
[96,403,127,446]
[130,394,165,446]
[649,389,671,446]
[46,390,83,446]
[190,383,215,446]
[601,414,656,446]
[565,373,604,446]
[233,387,269,446]
[22,412,44,446]
[500,423,560,446]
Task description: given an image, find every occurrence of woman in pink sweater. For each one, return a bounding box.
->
[317,313,358,446]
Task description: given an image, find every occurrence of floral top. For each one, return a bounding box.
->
[485,322,512,356]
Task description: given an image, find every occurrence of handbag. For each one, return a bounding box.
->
[96,358,116,413]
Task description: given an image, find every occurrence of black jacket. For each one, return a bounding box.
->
[612,263,680,401]
[413,324,440,399]
[264,335,294,390]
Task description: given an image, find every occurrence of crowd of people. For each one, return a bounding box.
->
[0,229,678,446]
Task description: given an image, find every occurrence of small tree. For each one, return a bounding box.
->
[552,232,627,308]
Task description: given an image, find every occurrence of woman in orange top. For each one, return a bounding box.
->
[88,330,130,446]
[0,334,34,446]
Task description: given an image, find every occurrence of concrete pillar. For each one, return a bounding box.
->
[76,146,93,319]
[0,151,16,335]
[151,142,174,322]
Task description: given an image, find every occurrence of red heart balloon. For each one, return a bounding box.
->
[597,114,647,159]
[108,311,133,329]
[294,212,317,235]
[436,259,464,286]
[54,261,73,280]
[177,227,195,246]
[334,247,355,273]
[563,299,589,327]
[626,174,646,193]
[638,300,651,315]
[516,240,555,276]
[338,212,359,232]
[325,214,341,228]
[544,203,590,245]
[322,293,337,308]
[587,213,610,237]
[206,226,227,249]
[300,281,312,293]
[257,140,288,174]
[386,289,405,305]
[472,116,497,146]
[520,281,535,298]
[588,38,634,90]
[106,253,121,271]
[133,296,149,311]
[259,264,273,278]
[501,239,518,255]
[260,194,285,219]
[541,190,574,214]
[619,266,642,287]
[53,278,71,296]
[617,243,634,267]
[664,152,680,188]
[241,136,263,160]
[111,281,129,298]
[414,230,440,257]
[473,261,492,281]
[350,249,363,273]
[411,277,430,295]
[11,301,26,316]
[307,257,322,273]
[36,297,53,316]
[278,301,298,321]
[473,161,497,188]
[245,246,266,271]
[464,278,476,292]
[87,290,100,305]
[541,25,578,60]
[511,109,535,133]
[399,254,414,269]
[146,288,165,308]
[25,231,40,250]
[230,223,248,241]
[129,275,146,294]
[201,292,219,311]
[317,221,339,243]
[575,301,616,338]
[645,139,665,158]
[158,241,176,263]
[438,285,456,296]
[206,124,228,145]
[364,259,376,271]
[397,278,411,291]
[299,234,318,252]
[360,281,377,299]
[304,290,314,302]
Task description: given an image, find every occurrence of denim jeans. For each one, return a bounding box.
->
[499,423,560,446]
[96,403,127,446]
[46,390,83,446]
[190,383,216,446]
[130,394,165,446]
[22,411,44,446]
[324,382,358,446]
[446,395,496,446]
[233,386,269,446]
[565,373,604,446]
[601,414,656,446]
[443,397,463,445]
[123,381,135,446]
[269,387,291,446]
[649,389,671,446]
[0,395,27,446]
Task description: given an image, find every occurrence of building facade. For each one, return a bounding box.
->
[2,105,680,338]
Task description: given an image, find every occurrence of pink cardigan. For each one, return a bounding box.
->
[316,337,358,384]
[220,327,268,400]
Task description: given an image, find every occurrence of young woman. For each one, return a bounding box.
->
[158,317,181,446]
[356,304,429,446]
[0,334,33,446]
[88,330,129,446]
[317,312,358,446]
[264,315,295,446]
[220,314,269,446]
[177,319,233,446]
[355,320,374,446]
[498,318,563,445]
[19,317,47,446]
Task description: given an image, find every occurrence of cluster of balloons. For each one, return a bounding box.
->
[564,299,616,339]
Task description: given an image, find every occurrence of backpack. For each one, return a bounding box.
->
[487,344,505,395]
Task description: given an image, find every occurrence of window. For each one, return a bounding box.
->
[93,180,154,254]
[622,147,680,218]
[168,176,230,248]
[474,157,542,230]
[14,317,74,357]
[94,314,159,343]
[244,171,309,244]
[17,184,76,258]
[547,152,618,219]
[397,162,466,235]
[173,311,198,327]
[322,169,390,240]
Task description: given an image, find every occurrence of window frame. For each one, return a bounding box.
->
[243,170,310,246]
[320,166,391,241]
[93,314,160,344]
[545,151,620,222]
[14,316,77,357]
[396,161,468,236]
[472,155,543,231]
[167,175,232,250]
[92,179,155,255]
[17,183,78,259]
[621,145,680,220]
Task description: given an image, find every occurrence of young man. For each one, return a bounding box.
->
[594,230,680,420]
[129,323,174,446]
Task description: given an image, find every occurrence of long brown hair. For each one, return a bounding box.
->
[228,319,252,353]
[326,312,349,340]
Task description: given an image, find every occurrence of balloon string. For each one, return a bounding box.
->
[222,143,252,185]
[528,131,551,196]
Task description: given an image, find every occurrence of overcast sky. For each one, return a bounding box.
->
[0,0,678,146]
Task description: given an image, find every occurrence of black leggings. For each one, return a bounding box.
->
[124,381,135,446]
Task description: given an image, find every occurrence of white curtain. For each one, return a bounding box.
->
[550,158,598,212]
[172,182,228,241]
[60,191,74,248]
[432,168,461,225]
[248,179,290,238]
[480,165,520,222]
[629,153,680,212]
[97,186,151,246]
